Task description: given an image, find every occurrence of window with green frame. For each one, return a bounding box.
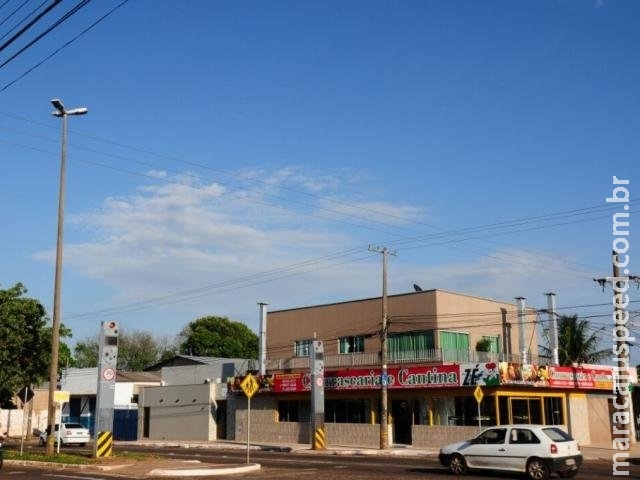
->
[439,331,470,362]
[389,330,435,361]
[339,336,364,354]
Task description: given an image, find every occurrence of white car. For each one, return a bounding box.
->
[438,424,582,480]
[38,423,91,447]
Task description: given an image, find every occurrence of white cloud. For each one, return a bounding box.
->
[146,169,168,179]
[31,167,608,346]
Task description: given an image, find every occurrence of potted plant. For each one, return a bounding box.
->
[475,337,492,361]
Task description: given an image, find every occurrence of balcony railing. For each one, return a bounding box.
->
[266,350,548,371]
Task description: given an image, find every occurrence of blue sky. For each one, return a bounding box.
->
[1,1,638,359]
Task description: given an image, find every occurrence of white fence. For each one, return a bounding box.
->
[0,407,50,438]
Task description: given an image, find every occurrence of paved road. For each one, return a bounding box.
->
[3,443,638,479]
[0,444,640,480]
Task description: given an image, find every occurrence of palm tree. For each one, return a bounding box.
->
[540,315,611,366]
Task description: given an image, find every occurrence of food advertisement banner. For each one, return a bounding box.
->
[497,362,614,389]
[239,362,614,394]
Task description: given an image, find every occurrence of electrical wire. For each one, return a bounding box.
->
[0,0,91,71]
[0,0,129,92]
[0,0,39,35]
[0,0,56,50]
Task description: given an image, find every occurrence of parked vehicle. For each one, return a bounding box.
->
[38,423,91,447]
[438,424,582,480]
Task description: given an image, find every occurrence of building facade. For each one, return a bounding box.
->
[229,289,618,448]
[138,356,255,441]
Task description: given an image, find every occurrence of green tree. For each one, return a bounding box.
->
[0,283,71,407]
[118,331,177,371]
[73,330,178,371]
[179,316,258,358]
[541,314,612,366]
[73,335,100,368]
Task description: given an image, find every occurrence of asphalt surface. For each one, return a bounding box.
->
[3,439,639,478]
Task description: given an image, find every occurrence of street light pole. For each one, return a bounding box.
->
[46,98,87,456]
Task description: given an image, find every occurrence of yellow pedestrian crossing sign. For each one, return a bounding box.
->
[240,373,259,399]
[474,385,484,404]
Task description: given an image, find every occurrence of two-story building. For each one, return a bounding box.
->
[228,289,617,448]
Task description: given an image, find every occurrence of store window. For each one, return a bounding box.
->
[498,396,554,425]
[339,336,365,354]
[427,395,496,426]
[278,400,310,422]
[453,395,497,426]
[326,399,370,423]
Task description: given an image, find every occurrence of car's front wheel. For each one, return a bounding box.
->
[448,453,468,475]
[526,458,550,480]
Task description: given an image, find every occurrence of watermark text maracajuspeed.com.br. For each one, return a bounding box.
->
[607,176,632,476]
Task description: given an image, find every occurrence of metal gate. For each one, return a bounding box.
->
[113,408,138,441]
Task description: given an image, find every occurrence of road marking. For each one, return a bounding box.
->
[46,475,102,480]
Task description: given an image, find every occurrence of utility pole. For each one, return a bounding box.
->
[369,245,396,450]
[594,251,639,446]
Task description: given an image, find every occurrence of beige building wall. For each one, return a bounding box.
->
[266,289,537,363]
[586,393,614,446]
[568,393,591,445]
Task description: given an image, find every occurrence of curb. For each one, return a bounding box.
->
[149,463,261,477]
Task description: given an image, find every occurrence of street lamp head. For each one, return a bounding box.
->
[51,98,65,114]
[67,107,88,116]
[50,99,88,117]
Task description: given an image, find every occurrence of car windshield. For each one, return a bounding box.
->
[542,427,573,442]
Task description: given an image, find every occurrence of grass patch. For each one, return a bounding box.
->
[3,447,158,464]
[4,449,90,464]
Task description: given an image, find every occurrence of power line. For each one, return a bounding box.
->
[0,0,90,71]
[0,0,129,92]
[0,0,41,36]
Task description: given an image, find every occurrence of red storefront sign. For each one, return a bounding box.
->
[271,364,460,393]
[268,364,614,393]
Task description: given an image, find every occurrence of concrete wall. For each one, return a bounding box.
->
[162,362,247,389]
[412,425,478,448]
[141,383,216,441]
[0,389,50,437]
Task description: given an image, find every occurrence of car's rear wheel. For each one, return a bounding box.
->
[526,458,550,480]
[448,453,468,475]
